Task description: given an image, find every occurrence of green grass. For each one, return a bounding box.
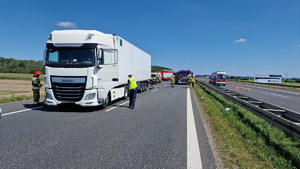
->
[0,73,44,81]
[194,82,300,168]
[0,93,46,104]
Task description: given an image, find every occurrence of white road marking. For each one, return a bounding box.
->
[187,88,202,169]
[271,93,289,98]
[2,106,43,116]
[105,101,129,112]
[151,89,158,92]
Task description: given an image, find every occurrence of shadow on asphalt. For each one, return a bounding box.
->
[23,97,128,113]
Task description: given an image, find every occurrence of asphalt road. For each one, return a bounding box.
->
[0,81,217,169]
[197,78,300,113]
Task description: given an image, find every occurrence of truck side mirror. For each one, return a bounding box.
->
[43,50,46,66]
[97,49,102,60]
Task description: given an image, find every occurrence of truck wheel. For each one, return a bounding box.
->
[144,83,148,91]
[102,93,111,109]
[138,83,142,93]
[142,83,146,92]
[123,87,128,100]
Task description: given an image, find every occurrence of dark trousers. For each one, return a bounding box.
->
[129,88,137,107]
[32,89,40,104]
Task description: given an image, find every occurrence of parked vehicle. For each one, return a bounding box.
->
[209,71,227,86]
[175,70,193,84]
[43,30,151,108]
[151,73,159,84]
[158,70,173,81]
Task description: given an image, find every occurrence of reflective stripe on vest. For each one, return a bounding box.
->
[129,77,137,90]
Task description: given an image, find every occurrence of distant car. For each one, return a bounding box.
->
[0,107,2,119]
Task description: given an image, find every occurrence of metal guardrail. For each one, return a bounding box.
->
[196,80,300,139]
[228,80,300,90]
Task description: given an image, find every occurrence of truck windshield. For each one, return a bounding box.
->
[178,72,191,77]
[151,74,156,78]
[46,49,95,68]
[217,74,226,79]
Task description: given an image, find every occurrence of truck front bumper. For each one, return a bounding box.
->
[45,88,100,107]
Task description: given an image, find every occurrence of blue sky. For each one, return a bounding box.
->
[0,0,299,77]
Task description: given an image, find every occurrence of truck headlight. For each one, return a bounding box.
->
[46,92,53,100]
[85,93,96,100]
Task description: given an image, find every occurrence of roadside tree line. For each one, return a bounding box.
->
[0,57,44,74]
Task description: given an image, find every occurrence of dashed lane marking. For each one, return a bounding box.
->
[2,106,43,116]
[151,89,158,92]
[105,101,129,112]
[271,93,290,99]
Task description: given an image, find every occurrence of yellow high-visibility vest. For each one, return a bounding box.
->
[129,77,137,90]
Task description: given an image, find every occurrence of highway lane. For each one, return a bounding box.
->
[197,78,300,113]
[0,81,217,168]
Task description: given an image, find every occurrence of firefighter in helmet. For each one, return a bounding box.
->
[170,75,175,87]
[32,71,43,106]
[187,75,192,88]
[192,75,196,87]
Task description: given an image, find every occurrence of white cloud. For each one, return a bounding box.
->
[217,64,221,66]
[186,60,189,62]
[57,22,77,28]
[224,66,231,69]
[298,44,300,47]
[234,38,247,43]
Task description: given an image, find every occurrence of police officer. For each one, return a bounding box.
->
[127,73,137,109]
[32,71,43,106]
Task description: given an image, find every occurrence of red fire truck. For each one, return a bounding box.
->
[175,70,193,84]
[158,70,173,81]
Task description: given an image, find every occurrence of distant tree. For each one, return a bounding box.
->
[151,65,172,72]
[0,57,44,74]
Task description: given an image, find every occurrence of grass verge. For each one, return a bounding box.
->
[194,81,300,168]
[0,93,46,104]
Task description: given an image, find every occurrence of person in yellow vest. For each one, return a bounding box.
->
[32,71,43,106]
[127,73,137,109]
[192,75,196,88]
[170,75,175,87]
[187,75,192,88]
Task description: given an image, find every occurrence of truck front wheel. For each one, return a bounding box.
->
[123,87,128,100]
[102,93,111,109]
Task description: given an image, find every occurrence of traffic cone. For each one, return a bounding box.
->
[235,87,238,91]
[228,83,230,87]
[232,84,234,87]
[247,87,250,92]
[240,85,243,90]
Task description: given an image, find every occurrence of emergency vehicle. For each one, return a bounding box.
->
[209,71,227,86]
[151,73,159,84]
[158,70,173,81]
[175,70,193,84]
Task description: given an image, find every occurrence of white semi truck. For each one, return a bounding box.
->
[43,30,151,108]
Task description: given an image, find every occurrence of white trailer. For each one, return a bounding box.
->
[43,30,151,108]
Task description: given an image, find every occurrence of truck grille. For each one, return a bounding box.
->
[51,77,86,102]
